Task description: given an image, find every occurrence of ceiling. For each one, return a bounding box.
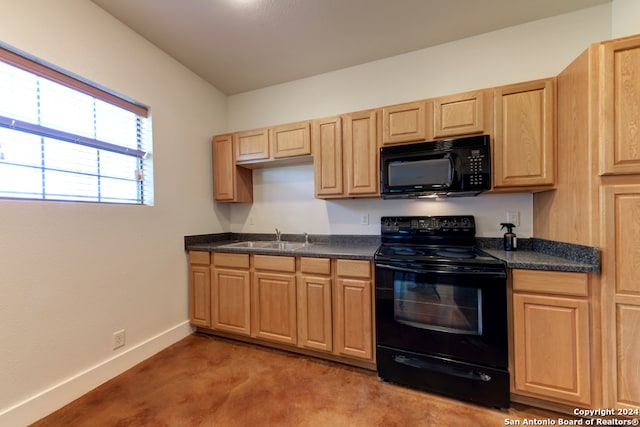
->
[90,0,611,95]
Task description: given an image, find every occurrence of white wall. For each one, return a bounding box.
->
[226,4,616,239]
[612,0,640,38]
[0,1,228,425]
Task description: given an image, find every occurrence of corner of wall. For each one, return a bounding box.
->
[0,322,193,427]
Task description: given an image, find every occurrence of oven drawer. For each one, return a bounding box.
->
[377,345,510,408]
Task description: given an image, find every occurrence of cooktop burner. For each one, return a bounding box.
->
[375,244,499,264]
[375,215,505,268]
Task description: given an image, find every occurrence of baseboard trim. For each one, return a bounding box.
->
[0,321,193,427]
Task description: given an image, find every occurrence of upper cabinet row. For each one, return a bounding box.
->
[213,78,556,202]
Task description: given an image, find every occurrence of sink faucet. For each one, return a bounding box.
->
[303,232,309,245]
[275,228,281,242]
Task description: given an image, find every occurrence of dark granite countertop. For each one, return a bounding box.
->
[185,233,379,261]
[185,234,600,272]
[478,238,600,273]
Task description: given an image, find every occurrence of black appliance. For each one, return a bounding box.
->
[374,215,509,408]
[380,134,491,198]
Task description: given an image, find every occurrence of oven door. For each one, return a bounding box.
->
[375,262,507,368]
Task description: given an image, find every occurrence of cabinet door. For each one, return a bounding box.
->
[494,79,555,188]
[334,275,373,361]
[211,268,251,336]
[253,271,297,345]
[312,116,343,198]
[601,185,640,410]
[212,134,253,203]
[512,293,591,405]
[343,110,379,197]
[235,128,269,162]
[381,100,431,145]
[270,121,311,159]
[298,274,332,352]
[433,90,487,138]
[189,264,211,327]
[600,36,640,175]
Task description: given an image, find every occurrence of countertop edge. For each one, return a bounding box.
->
[185,233,600,272]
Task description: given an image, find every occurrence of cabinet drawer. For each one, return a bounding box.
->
[300,257,331,275]
[189,251,210,265]
[254,255,296,272]
[335,259,371,279]
[512,269,588,297]
[213,253,250,269]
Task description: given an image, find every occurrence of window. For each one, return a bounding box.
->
[0,45,152,205]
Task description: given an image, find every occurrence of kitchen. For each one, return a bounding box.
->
[1,0,639,425]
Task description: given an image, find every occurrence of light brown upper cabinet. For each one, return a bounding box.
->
[599,37,640,175]
[270,121,312,159]
[343,109,379,197]
[212,134,253,203]
[312,116,344,198]
[493,78,556,189]
[433,90,490,138]
[235,121,312,166]
[235,128,270,162]
[313,111,379,199]
[381,100,432,145]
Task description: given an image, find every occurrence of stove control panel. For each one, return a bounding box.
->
[381,216,475,234]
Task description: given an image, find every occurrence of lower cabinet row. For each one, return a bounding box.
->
[189,251,374,365]
[191,252,598,409]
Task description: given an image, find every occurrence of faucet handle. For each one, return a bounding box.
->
[303,232,309,244]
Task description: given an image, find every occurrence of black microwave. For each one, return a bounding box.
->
[380,134,491,198]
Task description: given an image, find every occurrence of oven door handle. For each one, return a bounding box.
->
[392,354,493,382]
[375,263,506,278]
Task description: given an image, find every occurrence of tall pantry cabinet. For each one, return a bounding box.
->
[533,34,640,411]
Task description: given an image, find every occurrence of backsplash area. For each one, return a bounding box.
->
[229,164,533,238]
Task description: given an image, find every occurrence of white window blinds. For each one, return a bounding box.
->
[0,45,153,205]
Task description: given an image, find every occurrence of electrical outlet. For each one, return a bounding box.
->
[112,329,126,350]
[360,213,369,225]
[506,211,520,227]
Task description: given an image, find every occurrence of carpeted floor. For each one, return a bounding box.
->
[31,333,564,426]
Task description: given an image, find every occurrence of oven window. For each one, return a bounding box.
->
[393,272,482,335]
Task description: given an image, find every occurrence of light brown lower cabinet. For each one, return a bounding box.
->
[333,259,374,361]
[189,251,211,328]
[211,253,251,336]
[252,255,297,345]
[511,269,592,406]
[297,257,333,352]
[189,252,375,366]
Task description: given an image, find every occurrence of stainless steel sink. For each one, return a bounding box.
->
[220,241,306,251]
